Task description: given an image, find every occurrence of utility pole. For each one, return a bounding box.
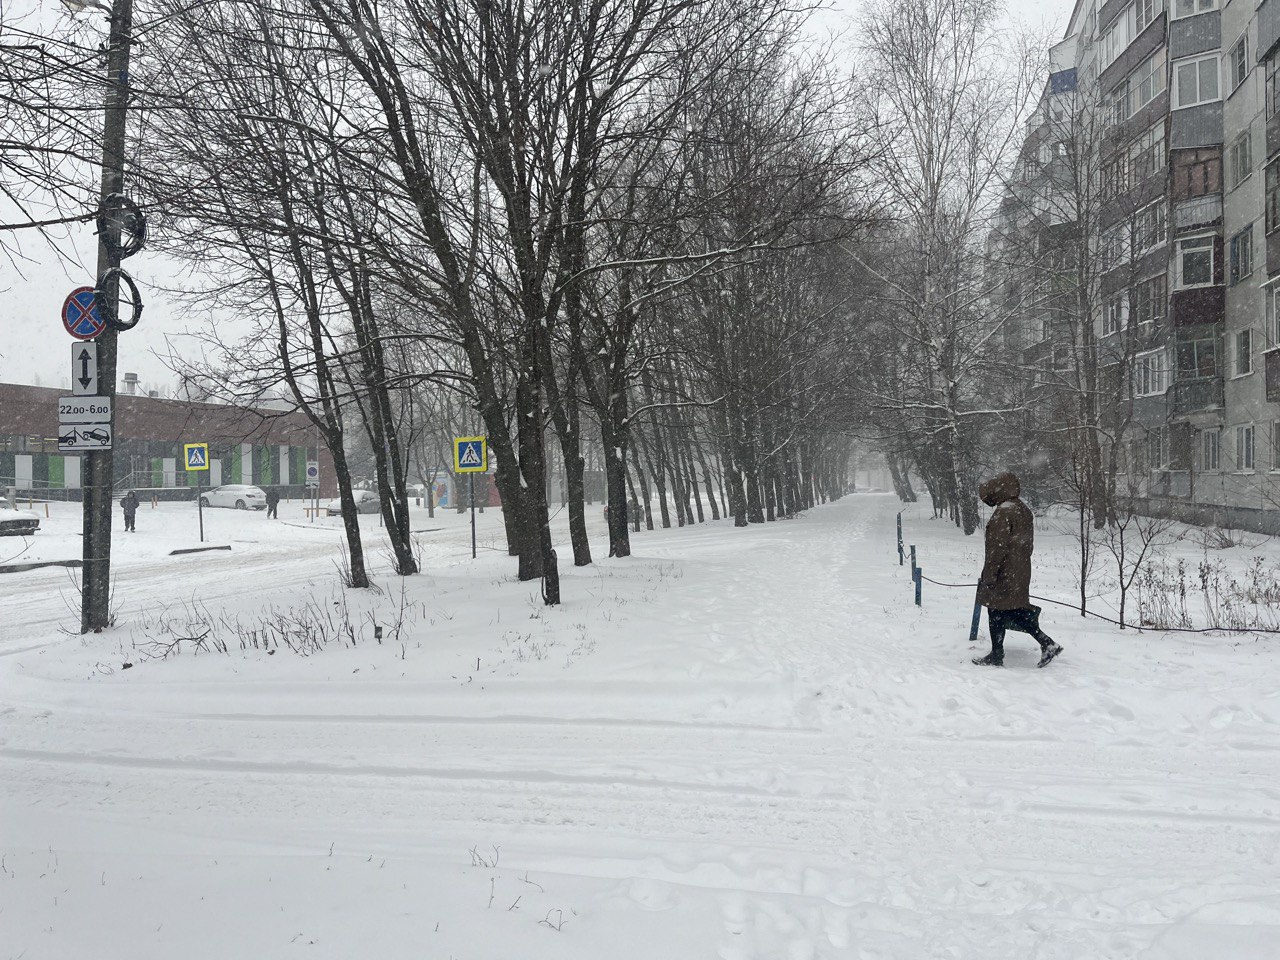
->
[81,0,135,633]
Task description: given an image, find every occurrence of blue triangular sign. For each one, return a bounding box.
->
[188,447,206,467]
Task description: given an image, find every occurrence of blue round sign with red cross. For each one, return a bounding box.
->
[62,286,106,341]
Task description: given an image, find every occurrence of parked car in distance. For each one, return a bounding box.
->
[199,484,268,510]
[0,500,40,536]
[324,488,381,516]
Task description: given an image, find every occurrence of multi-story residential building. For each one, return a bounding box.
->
[995,0,1280,532]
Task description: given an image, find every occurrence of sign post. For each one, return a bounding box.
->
[453,437,487,560]
[184,443,209,542]
[305,460,320,523]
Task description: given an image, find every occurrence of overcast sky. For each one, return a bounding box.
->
[1,0,1076,393]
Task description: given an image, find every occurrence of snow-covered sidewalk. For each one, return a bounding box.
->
[1,494,1277,958]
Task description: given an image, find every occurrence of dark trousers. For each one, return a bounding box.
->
[123,512,136,531]
[987,605,1054,660]
[267,503,278,518]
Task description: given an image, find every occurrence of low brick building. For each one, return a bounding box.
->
[0,382,334,498]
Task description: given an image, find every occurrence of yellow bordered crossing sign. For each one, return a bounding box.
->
[453,436,487,473]
[184,442,209,471]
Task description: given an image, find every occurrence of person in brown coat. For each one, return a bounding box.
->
[973,471,1063,668]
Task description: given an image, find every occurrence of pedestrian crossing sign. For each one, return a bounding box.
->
[453,436,487,474]
[184,442,209,471]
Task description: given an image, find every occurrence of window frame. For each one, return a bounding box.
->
[1200,429,1220,473]
[1234,328,1254,377]
[1175,233,1216,289]
[1227,131,1253,191]
[1171,0,1218,19]
[1229,32,1249,93]
[1266,159,1280,235]
[1229,226,1254,285]
[1134,348,1168,397]
[1134,273,1167,326]
[1173,53,1221,110]
[1272,422,1280,472]
[1236,424,1256,473]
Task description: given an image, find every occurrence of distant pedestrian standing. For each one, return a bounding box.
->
[973,472,1063,668]
[121,490,139,533]
[266,487,280,519]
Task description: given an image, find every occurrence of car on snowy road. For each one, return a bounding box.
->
[199,484,268,510]
[0,500,40,536]
[323,489,381,517]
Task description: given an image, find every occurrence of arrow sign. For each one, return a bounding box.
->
[72,343,99,396]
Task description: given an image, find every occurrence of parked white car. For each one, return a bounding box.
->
[0,500,40,536]
[199,484,268,510]
[324,488,381,516]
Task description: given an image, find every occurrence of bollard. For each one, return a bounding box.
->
[45,502,50,518]
[909,544,917,577]
[913,567,922,606]
[969,595,982,643]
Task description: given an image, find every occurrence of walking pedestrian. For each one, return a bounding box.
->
[120,490,139,533]
[265,487,280,519]
[972,472,1063,668]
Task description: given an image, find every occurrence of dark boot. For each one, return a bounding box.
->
[1037,641,1063,668]
[973,618,1004,666]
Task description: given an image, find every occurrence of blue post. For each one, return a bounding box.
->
[969,595,982,643]
[914,567,922,607]
[909,544,917,577]
[897,513,903,565]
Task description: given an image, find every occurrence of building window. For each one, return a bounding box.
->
[1236,424,1255,472]
[1172,148,1222,199]
[1176,234,1215,288]
[1132,49,1166,115]
[1268,287,1280,347]
[1177,336,1217,378]
[1267,160,1280,235]
[1134,201,1167,252]
[1273,422,1280,471]
[1134,349,1167,396]
[1102,222,1129,269]
[1134,274,1166,325]
[1172,0,1217,17]
[1102,153,1129,197]
[1229,34,1249,92]
[1129,120,1167,181]
[1104,294,1126,335]
[1173,54,1220,109]
[1135,0,1163,32]
[1229,227,1254,285]
[1268,52,1280,119]
[1227,132,1252,190]
[1147,427,1169,469]
[1111,50,1167,124]
[1235,329,1253,376]
[1100,5,1136,70]
[1199,429,1220,472]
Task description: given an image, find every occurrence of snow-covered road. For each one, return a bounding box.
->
[2,495,1277,958]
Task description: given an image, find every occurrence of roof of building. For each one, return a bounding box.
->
[0,382,317,446]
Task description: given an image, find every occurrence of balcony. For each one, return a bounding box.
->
[1167,377,1223,418]
[1170,285,1225,327]
[1174,194,1222,231]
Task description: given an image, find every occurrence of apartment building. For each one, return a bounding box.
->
[996,0,1280,531]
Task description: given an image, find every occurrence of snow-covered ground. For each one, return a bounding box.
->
[1,494,1277,958]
